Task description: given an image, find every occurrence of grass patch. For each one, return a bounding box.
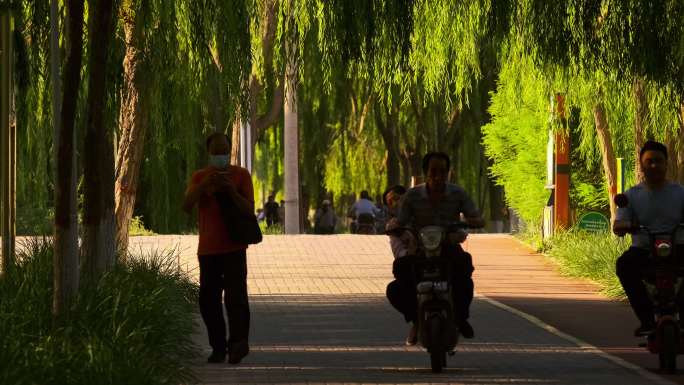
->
[259,222,284,235]
[0,238,199,385]
[516,227,630,299]
[129,215,156,236]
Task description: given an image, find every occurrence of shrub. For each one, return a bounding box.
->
[532,229,630,299]
[259,222,284,235]
[129,215,156,236]
[0,239,198,385]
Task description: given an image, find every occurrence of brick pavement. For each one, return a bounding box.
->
[129,234,668,385]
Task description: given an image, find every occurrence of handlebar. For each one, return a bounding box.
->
[621,223,684,236]
[384,221,477,236]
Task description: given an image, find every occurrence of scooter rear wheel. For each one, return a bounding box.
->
[659,323,678,373]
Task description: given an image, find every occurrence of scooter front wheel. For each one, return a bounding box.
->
[429,317,445,373]
[659,323,678,373]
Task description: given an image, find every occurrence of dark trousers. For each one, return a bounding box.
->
[616,247,684,325]
[314,225,334,234]
[386,246,474,324]
[198,250,250,352]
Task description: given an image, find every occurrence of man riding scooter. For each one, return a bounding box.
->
[614,140,684,336]
[387,152,484,344]
[348,190,380,234]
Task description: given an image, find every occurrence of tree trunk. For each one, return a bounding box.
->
[408,152,423,186]
[593,102,618,220]
[400,154,410,186]
[249,0,283,156]
[50,0,61,180]
[230,115,241,165]
[677,103,684,184]
[53,0,84,317]
[386,145,401,188]
[633,78,647,183]
[489,174,505,233]
[115,4,149,256]
[374,105,400,188]
[406,89,426,185]
[283,40,299,234]
[81,0,117,279]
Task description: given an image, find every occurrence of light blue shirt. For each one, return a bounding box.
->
[351,198,378,218]
[615,182,684,249]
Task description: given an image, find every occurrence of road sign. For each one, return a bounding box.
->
[577,212,610,233]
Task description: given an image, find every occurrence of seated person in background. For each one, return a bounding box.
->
[383,185,414,259]
[384,184,419,345]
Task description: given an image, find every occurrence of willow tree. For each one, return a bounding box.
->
[114,0,151,253]
[241,0,284,169]
[53,0,84,316]
[81,0,118,277]
[474,0,684,224]
[248,0,509,221]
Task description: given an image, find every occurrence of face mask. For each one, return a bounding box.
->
[208,155,229,169]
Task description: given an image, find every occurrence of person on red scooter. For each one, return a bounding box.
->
[388,152,484,343]
[614,140,684,336]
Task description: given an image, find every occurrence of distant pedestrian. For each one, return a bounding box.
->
[263,195,280,227]
[182,132,253,365]
[314,200,337,234]
[278,199,285,224]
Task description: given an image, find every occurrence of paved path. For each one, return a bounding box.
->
[469,234,683,382]
[128,234,675,385]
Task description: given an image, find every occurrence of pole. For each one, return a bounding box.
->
[543,96,554,239]
[0,11,14,274]
[617,157,625,194]
[554,93,570,230]
[239,119,246,167]
[283,40,299,234]
[246,121,252,172]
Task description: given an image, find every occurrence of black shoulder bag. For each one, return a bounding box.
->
[215,192,263,245]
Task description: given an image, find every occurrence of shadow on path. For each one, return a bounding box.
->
[193,295,658,385]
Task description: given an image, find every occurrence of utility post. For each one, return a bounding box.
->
[239,120,252,172]
[554,93,570,230]
[283,37,300,234]
[0,10,15,276]
[616,158,626,194]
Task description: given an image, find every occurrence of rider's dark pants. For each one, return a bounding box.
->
[617,247,684,326]
[616,247,654,324]
[199,250,250,353]
[386,245,474,324]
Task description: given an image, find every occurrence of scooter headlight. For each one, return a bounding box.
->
[656,240,672,257]
[420,226,444,251]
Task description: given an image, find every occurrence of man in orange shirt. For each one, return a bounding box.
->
[183,133,255,364]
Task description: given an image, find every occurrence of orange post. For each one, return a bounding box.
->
[554,94,570,230]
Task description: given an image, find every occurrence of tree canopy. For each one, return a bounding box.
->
[7,0,684,235]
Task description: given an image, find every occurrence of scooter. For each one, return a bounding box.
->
[615,193,684,373]
[411,223,469,373]
[351,213,376,234]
